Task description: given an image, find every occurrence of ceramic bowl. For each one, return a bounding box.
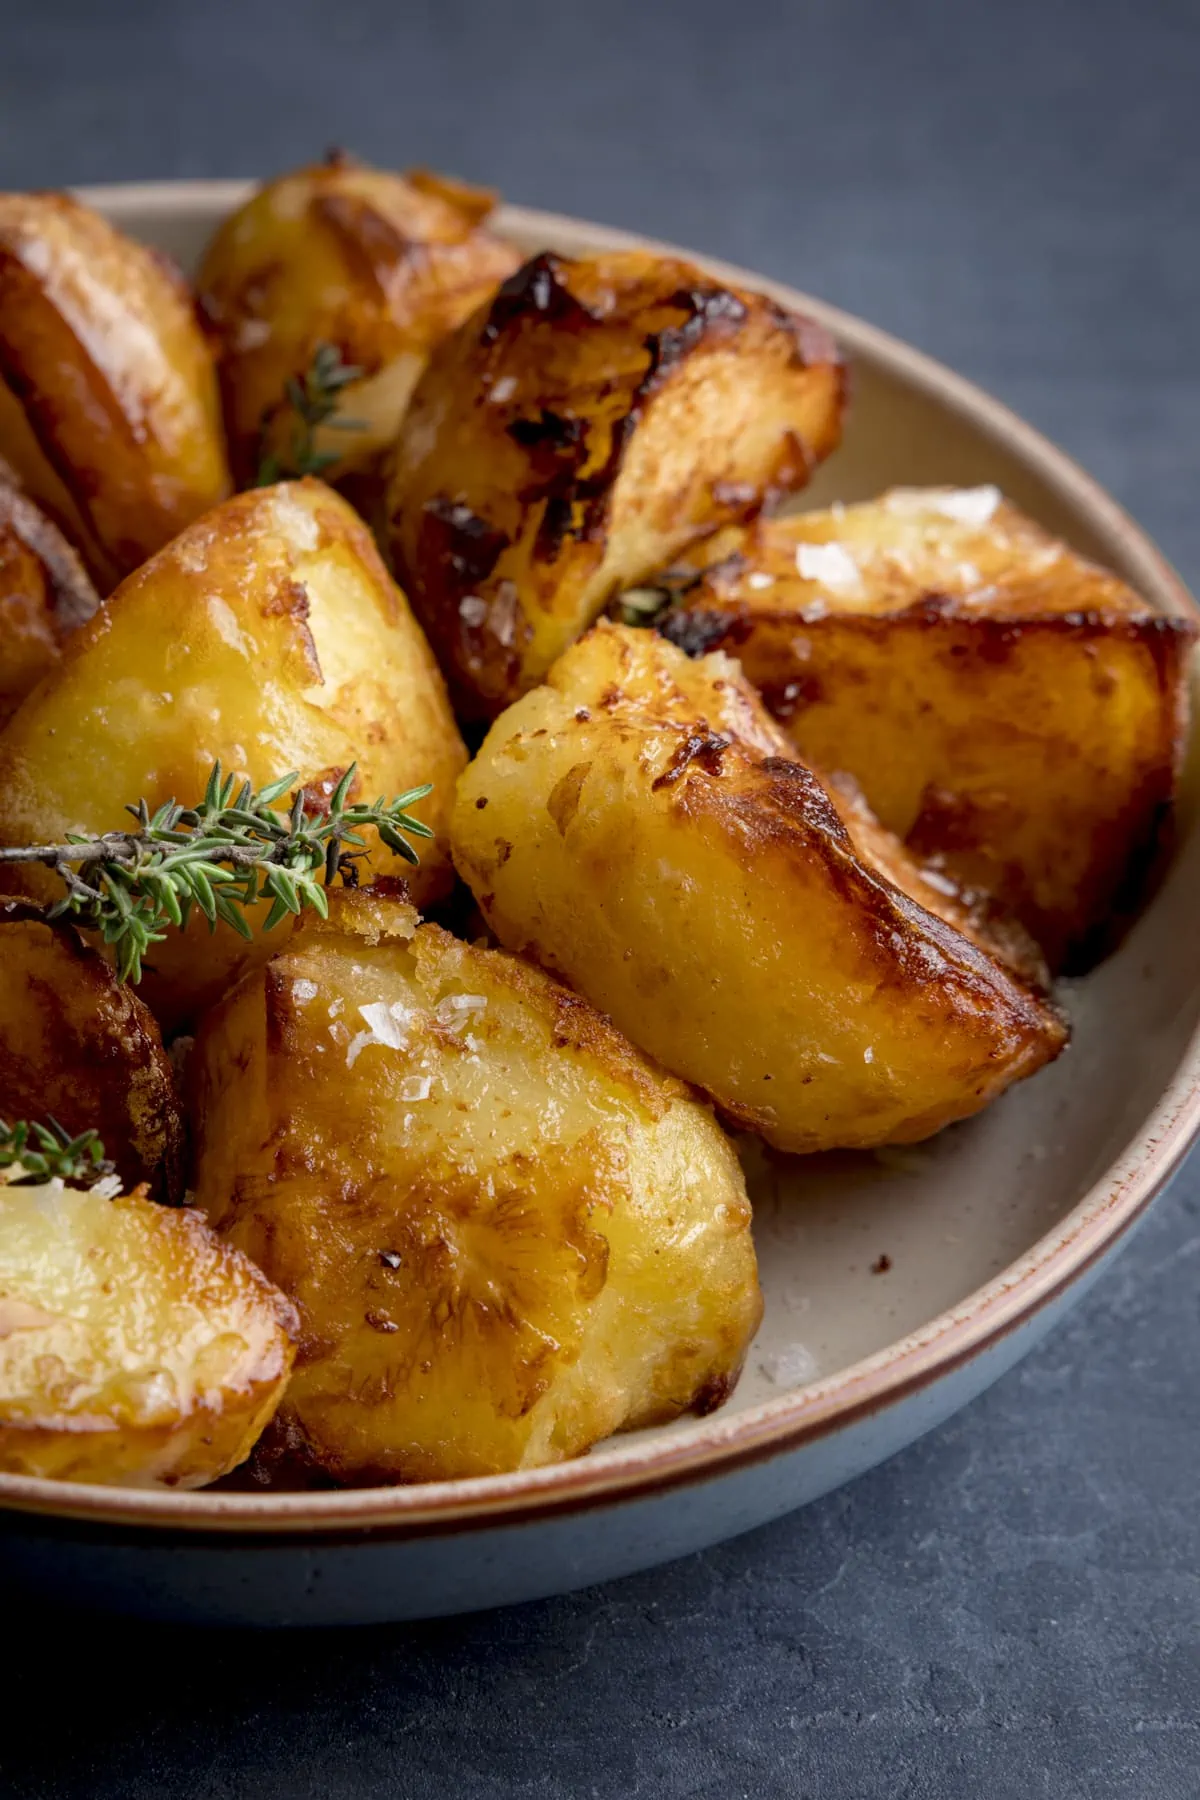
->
[1,184,1197,1626]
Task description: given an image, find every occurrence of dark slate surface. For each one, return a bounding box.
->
[1,1,1197,1793]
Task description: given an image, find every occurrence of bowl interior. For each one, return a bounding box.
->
[40,186,1200,1470]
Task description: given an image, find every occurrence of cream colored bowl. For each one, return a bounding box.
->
[0,183,1197,1625]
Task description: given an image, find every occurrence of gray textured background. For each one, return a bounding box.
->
[1,1,1198,1794]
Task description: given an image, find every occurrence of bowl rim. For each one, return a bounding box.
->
[1,181,1197,1539]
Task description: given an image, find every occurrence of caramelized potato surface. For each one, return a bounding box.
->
[386,250,845,717]
[0,1175,296,1487]
[190,888,761,1484]
[453,623,1066,1152]
[0,458,98,725]
[0,480,465,1028]
[0,191,230,590]
[0,903,185,1201]
[198,156,520,487]
[660,488,1197,970]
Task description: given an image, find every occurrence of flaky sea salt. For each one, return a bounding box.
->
[795,541,863,596]
[758,1344,819,1387]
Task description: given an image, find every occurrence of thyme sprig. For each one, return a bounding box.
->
[0,1118,116,1188]
[0,762,433,983]
[254,342,366,485]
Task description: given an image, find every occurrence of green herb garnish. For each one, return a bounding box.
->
[0,1118,115,1187]
[254,342,366,484]
[0,762,433,983]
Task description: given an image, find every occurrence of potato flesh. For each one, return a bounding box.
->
[197,159,520,486]
[0,192,230,590]
[452,623,1066,1152]
[190,890,761,1483]
[386,250,845,717]
[665,489,1197,970]
[0,479,466,1029]
[0,1180,296,1487]
[0,909,185,1201]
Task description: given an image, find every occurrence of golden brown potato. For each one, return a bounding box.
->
[0,901,185,1201]
[197,154,520,488]
[0,457,98,726]
[452,623,1067,1153]
[0,191,231,591]
[0,479,466,1030]
[655,488,1198,970]
[385,249,846,718]
[0,1170,297,1487]
[189,886,761,1484]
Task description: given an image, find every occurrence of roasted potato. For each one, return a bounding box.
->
[655,487,1198,970]
[0,1170,297,1487]
[452,622,1067,1153]
[0,191,231,591]
[0,901,185,1201]
[385,249,846,717]
[0,479,466,1029]
[197,154,520,489]
[0,456,98,726]
[189,886,761,1483]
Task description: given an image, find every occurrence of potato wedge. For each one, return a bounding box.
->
[452,623,1067,1153]
[190,887,761,1484]
[656,488,1198,970]
[0,457,98,726]
[0,1171,296,1487]
[0,191,231,591]
[0,902,185,1201]
[0,480,466,1029]
[197,155,520,489]
[385,249,846,717]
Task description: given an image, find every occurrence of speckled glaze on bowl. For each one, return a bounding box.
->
[1,183,1197,1626]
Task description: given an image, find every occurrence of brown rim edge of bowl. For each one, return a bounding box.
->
[1,184,1197,1541]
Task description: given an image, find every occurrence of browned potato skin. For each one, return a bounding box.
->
[0,480,466,1030]
[0,901,185,1201]
[452,623,1067,1153]
[660,490,1198,971]
[385,249,846,718]
[0,192,231,592]
[0,1174,297,1487]
[197,155,521,488]
[190,887,761,1484]
[0,458,98,726]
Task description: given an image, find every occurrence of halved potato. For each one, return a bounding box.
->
[655,488,1198,970]
[0,479,466,1029]
[0,1172,297,1487]
[189,886,761,1484]
[385,249,846,717]
[0,191,231,591]
[0,901,185,1201]
[452,622,1067,1153]
[197,154,520,488]
[0,457,98,726]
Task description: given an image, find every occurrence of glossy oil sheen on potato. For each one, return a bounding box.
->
[0,480,466,1029]
[660,488,1198,971]
[0,1176,296,1487]
[453,623,1067,1153]
[0,191,231,591]
[0,903,185,1202]
[189,888,761,1484]
[198,155,521,488]
[0,458,98,726]
[386,249,846,718]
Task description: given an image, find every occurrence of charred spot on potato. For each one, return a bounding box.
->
[480,252,599,344]
[652,730,731,790]
[419,495,511,587]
